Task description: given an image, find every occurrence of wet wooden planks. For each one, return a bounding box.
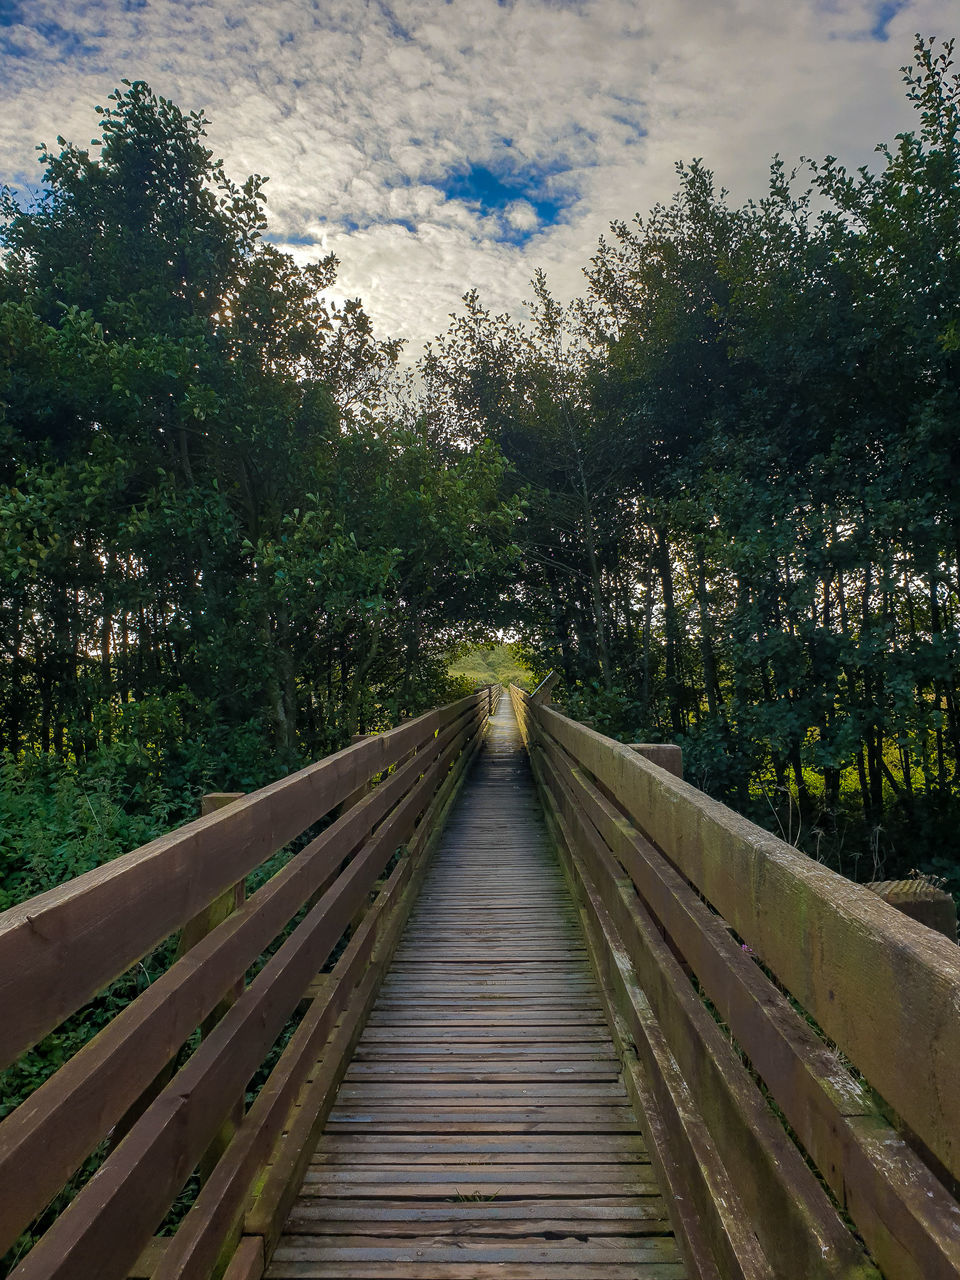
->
[267,697,685,1279]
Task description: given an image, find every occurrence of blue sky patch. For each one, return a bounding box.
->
[435,162,574,242]
[36,18,99,58]
[608,92,647,137]
[0,168,37,204]
[2,16,100,60]
[870,1,908,41]
[267,232,319,247]
[829,0,910,42]
[376,1,413,43]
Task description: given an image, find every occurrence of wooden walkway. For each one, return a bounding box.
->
[6,684,958,1280]
[267,697,685,1278]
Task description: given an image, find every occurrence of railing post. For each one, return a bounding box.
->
[343,730,404,938]
[193,792,247,1010]
[531,671,559,705]
[864,878,957,942]
[629,743,683,780]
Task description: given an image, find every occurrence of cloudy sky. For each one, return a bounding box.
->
[0,0,956,357]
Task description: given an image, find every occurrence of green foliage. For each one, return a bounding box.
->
[426,35,960,895]
[0,101,522,1264]
[5,39,960,1272]
[448,642,532,690]
[0,749,173,911]
[0,79,519,824]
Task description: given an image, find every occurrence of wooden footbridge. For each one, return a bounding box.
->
[2,685,959,1280]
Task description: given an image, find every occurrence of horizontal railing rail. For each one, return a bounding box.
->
[511,683,960,1280]
[0,684,501,1280]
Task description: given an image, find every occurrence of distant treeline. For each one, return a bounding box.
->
[423,37,960,888]
[0,83,519,906]
[2,39,960,904]
[0,90,518,748]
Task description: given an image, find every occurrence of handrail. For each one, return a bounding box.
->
[0,684,501,1280]
[0,696,477,1068]
[510,683,960,1280]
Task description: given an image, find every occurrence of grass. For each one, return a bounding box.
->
[448,642,532,691]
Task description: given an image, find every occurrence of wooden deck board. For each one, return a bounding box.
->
[268,696,684,1280]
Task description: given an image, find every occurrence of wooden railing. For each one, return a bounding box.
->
[0,685,500,1280]
[511,683,960,1280]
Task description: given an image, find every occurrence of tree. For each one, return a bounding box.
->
[0,80,515,777]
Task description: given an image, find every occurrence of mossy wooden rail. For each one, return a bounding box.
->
[511,682,960,1280]
[0,688,498,1280]
[2,679,959,1280]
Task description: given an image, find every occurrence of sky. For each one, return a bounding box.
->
[0,0,957,359]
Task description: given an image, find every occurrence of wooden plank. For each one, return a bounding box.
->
[322,1105,639,1128]
[365,1008,606,1020]
[285,1216,672,1237]
[298,1179,655,1198]
[8,718,480,1280]
[285,1198,662,1221]
[127,1237,169,1278]
[312,1148,643,1163]
[265,1265,687,1279]
[221,1236,264,1280]
[538,744,879,1280]
[266,695,685,1280]
[340,1062,606,1081]
[541,730,960,1280]
[302,1163,660,1184]
[312,1136,646,1156]
[536,700,960,1183]
[270,1235,680,1262]
[0,708,481,1257]
[335,1082,624,1098]
[351,1044,616,1058]
[358,1026,611,1041]
[0,694,483,1070]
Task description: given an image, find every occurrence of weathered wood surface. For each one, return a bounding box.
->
[0,706,483,1268]
[864,877,958,941]
[0,692,495,1280]
[543,732,959,1279]
[629,744,683,779]
[267,696,684,1279]
[514,684,960,1280]
[533,699,960,1187]
[0,696,482,1072]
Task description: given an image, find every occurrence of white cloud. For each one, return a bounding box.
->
[504,200,539,232]
[0,0,955,359]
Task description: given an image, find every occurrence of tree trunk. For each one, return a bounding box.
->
[641,565,654,728]
[695,543,721,719]
[657,527,683,735]
[581,498,613,692]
